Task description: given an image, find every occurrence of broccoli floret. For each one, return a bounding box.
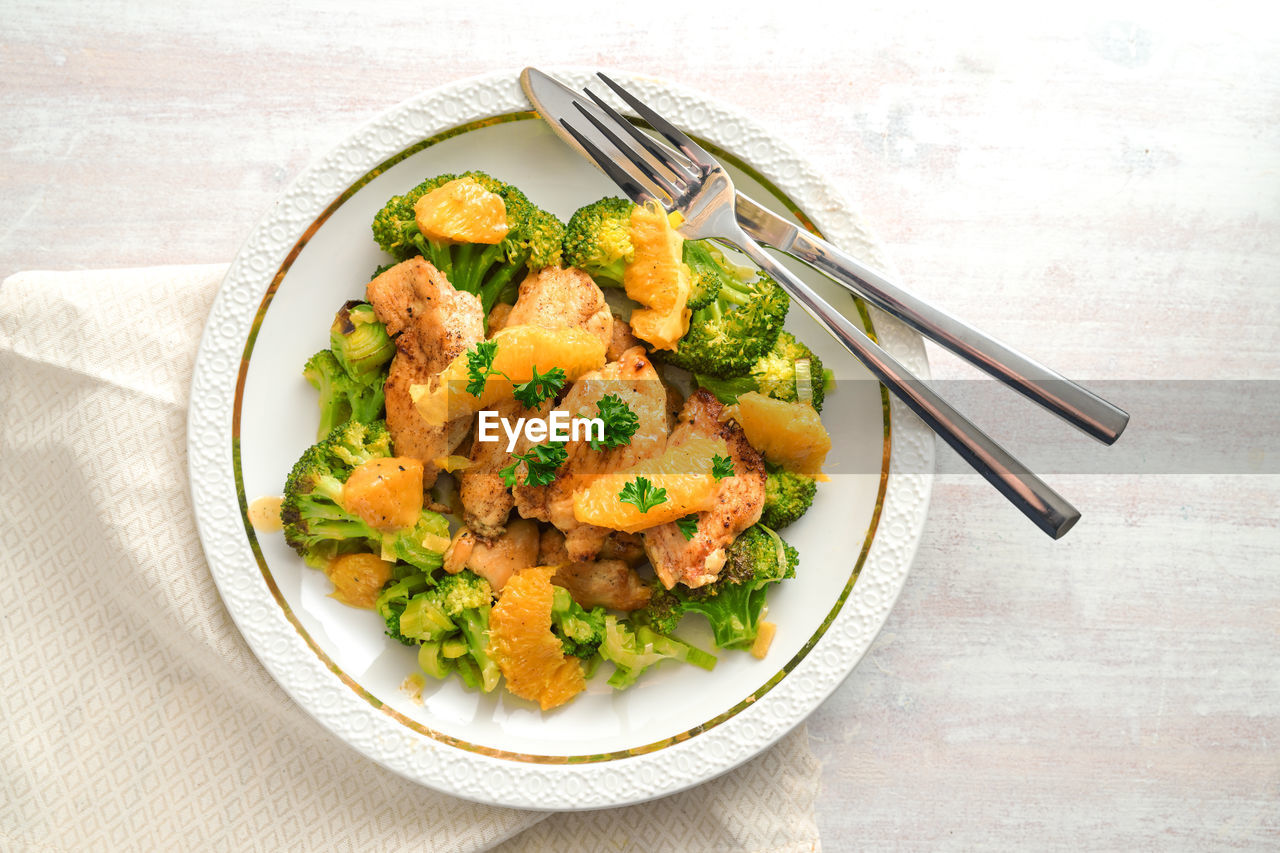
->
[663,266,790,378]
[280,420,449,577]
[303,302,393,440]
[695,331,827,412]
[302,350,384,440]
[760,467,818,529]
[370,170,564,316]
[598,615,716,689]
[550,586,607,659]
[379,570,500,692]
[677,525,798,650]
[631,525,798,652]
[330,301,394,381]
[753,331,825,410]
[562,196,635,285]
[561,198,727,309]
[381,512,451,575]
[680,239,733,311]
[280,421,394,568]
[631,584,685,636]
[377,571,434,645]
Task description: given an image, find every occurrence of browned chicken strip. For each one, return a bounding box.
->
[644,389,766,589]
[539,528,652,612]
[543,346,670,561]
[506,266,612,351]
[366,258,484,486]
[442,519,540,592]
[459,397,551,538]
[605,313,642,361]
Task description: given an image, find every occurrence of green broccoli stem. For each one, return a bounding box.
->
[418,641,451,679]
[455,609,500,693]
[694,372,758,406]
[716,276,754,307]
[680,586,764,651]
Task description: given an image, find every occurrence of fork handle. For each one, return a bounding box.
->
[730,234,1081,539]
[735,195,1129,445]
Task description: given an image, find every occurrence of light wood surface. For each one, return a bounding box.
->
[4,2,1276,848]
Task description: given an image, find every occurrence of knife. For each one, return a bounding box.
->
[520,67,1129,445]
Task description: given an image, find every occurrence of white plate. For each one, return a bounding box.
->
[188,69,934,810]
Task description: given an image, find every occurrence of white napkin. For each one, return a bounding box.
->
[0,265,823,852]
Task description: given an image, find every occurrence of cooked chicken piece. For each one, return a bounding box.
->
[442,519,540,592]
[506,266,612,351]
[606,313,642,361]
[460,397,551,538]
[664,383,684,434]
[487,301,513,333]
[599,531,646,567]
[509,404,555,523]
[366,258,484,486]
[543,346,670,560]
[538,528,652,612]
[643,389,766,589]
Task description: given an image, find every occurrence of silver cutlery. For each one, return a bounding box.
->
[523,68,1127,538]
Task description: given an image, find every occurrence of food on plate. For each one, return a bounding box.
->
[371,170,564,316]
[367,256,485,484]
[280,173,835,710]
[302,301,395,440]
[637,389,767,590]
[723,392,832,478]
[620,201,692,350]
[693,330,828,413]
[281,420,451,572]
[638,524,797,655]
[760,466,818,530]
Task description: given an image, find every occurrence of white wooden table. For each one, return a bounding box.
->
[4,2,1276,848]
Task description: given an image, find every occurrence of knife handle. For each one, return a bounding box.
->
[739,198,1129,445]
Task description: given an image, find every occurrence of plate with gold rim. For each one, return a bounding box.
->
[187,68,934,809]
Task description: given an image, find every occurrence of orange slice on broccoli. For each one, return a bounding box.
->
[413,177,509,244]
[725,392,831,478]
[623,202,691,350]
[487,565,585,710]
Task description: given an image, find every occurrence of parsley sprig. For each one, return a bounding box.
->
[512,366,566,408]
[499,441,568,488]
[463,340,565,409]
[711,454,735,481]
[464,340,500,397]
[618,476,668,513]
[589,393,640,450]
[676,514,700,541]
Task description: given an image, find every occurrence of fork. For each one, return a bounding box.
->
[562,72,1082,539]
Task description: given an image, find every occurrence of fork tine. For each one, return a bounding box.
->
[572,103,683,200]
[581,87,698,184]
[595,72,717,167]
[558,118,661,207]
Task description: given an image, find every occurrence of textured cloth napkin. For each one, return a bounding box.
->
[0,265,823,853]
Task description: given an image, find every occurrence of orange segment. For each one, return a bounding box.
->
[487,565,585,710]
[726,392,831,478]
[572,436,727,533]
[413,177,509,244]
[325,553,394,609]
[623,202,691,350]
[342,457,424,530]
[410,324,607,425]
